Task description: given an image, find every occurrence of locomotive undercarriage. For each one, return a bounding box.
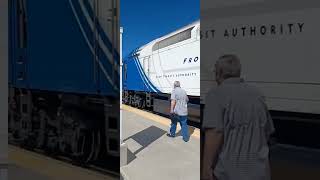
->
[8,88,116,163]
[123,90,201,124]
[123,90,152,109]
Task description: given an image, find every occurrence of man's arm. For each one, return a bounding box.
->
[170,99,176,114]
[201,128,223,180]
[261,96,275,141]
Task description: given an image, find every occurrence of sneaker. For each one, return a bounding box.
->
[166,133,175,138]
[183,137,189,142]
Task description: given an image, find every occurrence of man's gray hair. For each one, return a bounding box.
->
[174,81,180,88]
[215,54,241,79]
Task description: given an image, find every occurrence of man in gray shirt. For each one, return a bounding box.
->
[201,55,275,180]
[167,81,189,142]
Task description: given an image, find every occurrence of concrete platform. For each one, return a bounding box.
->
[120,105,200,180]
[9,145,117,180]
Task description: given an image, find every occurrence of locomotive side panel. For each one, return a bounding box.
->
[154,33,200,95]
[123,56,150,92]
[8,0,120,168]
[11,0,119,96]
[201,1,320,115]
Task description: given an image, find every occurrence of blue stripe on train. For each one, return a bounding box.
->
[82,0,120,62]
[132,48,155,92]
[133,55,160,93]
[132,48,160,93]
[71,0,119,80]
[124,49,160,93]
[131,49,152,92]
[124,56,149,92]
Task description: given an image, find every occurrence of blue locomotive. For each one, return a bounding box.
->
[8,0,120,166]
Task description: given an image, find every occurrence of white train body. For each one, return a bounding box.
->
[201,0,320,115]
[125,21,200,97]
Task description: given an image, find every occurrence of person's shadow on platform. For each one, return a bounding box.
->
[123,125,166,163]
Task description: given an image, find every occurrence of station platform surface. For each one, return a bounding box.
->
[120,105,320,180]
[120,105,200,180]
[9,145,117,180]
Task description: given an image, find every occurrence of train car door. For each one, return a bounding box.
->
[143,55,150,76]
[91,0,119,95]
[92,0,120,157]
[11,0,28,88]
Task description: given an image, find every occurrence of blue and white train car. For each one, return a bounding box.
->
[9,0,120,168]
[123,21,200,122]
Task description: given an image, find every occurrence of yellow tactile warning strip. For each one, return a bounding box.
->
[121,104,200,138]
[9,145,117,180]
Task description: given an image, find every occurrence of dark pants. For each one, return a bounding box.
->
[169,114,189,142]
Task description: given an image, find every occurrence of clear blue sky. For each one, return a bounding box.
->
[120,0,199,57]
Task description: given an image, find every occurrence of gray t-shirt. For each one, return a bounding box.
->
[171,87,189,116]
[203,78,275,180]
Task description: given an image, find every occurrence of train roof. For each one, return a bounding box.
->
[155,20,199,41]
[125,20,200,60]
[137,20,200,50]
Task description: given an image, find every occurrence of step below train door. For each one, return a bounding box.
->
[143,55,153,108]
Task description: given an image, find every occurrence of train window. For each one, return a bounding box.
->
[152,27,193,51]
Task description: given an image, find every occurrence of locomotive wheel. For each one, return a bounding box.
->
[94,131,101,161]
[71,129,93,164]
[141,99,146,109]
[84,131,95,163]
[73,130,102,164]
